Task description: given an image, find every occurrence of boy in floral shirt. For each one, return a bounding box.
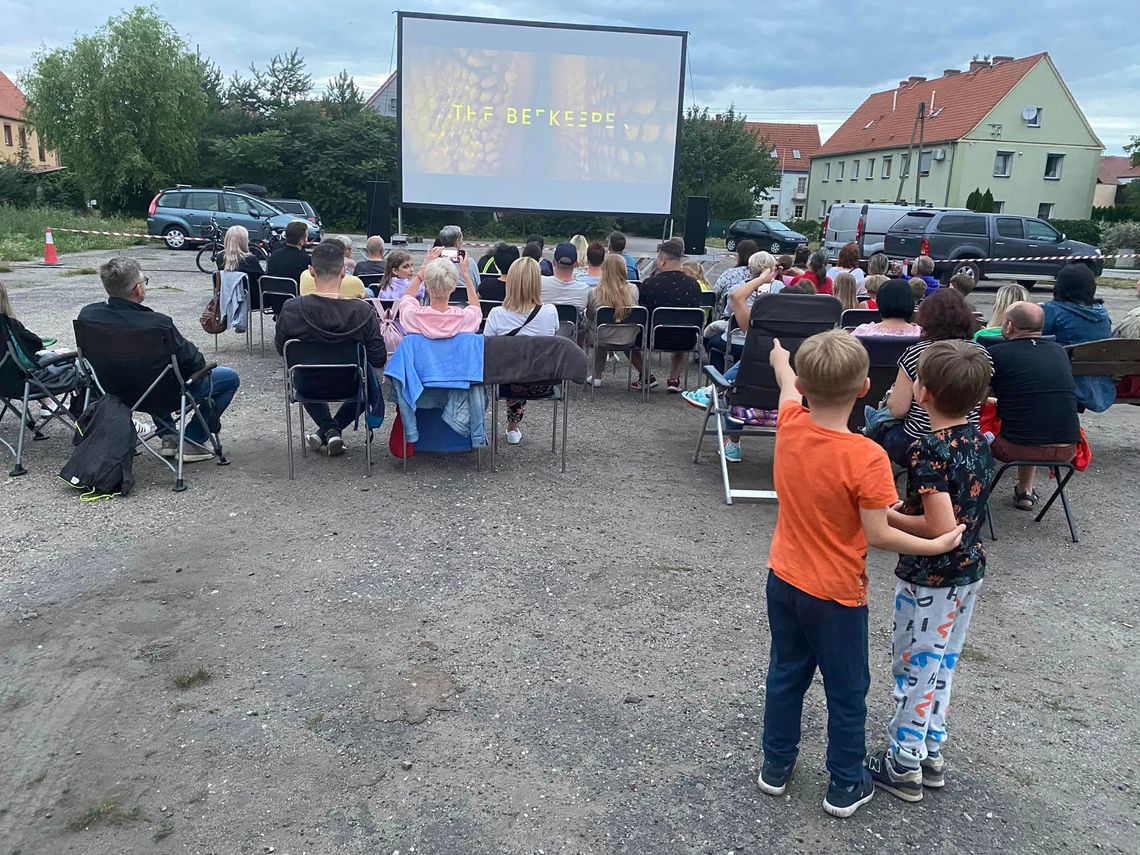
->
[866,340,995,801]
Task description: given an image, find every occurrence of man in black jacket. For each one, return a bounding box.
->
[266,221,311,283]
[78,257,240,462]
[275,240,386,456]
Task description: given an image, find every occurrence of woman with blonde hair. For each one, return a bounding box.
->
[833,271,860,311]
[483,257,560,444]
[585,255,641,385]
[221,225,264,308]
[569,234,589,269]
[974,283,1030,340]
[397,248,481,338]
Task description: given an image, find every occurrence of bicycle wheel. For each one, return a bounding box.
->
[251,244,269,262]
[196,244,219,274]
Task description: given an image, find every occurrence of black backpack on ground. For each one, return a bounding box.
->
[59,394,136,499]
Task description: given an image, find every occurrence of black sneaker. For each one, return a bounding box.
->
[865,747,923,802]
[921,752,945,788]
[757,758,796,796]
[822,772,874,818]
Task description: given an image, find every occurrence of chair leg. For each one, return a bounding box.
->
[9,382,31,476]
[286,399,295,480]
[1037,465,1079,543]
[693,400,714,462]
[299,406,307,458]
[713,399,732,505]
[560,381,569,473]
[174,395,188,492]
[259,309,266,357]
[985,462,1016,541]
[551,398,558,453]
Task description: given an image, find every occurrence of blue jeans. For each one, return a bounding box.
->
[880,423,916,468]
[706,334,743,372]
[762,571,870,788]
[302,366,383,438]
[151,366,240,444]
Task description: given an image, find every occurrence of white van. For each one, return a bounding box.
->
[820,203,933,265]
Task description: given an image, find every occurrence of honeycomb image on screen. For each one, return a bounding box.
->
[399,14,686,215]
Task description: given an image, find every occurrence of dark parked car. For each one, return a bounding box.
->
[883,210,1103,287]
[147,187,321,249]
[269,198,323,233]
[725,218,807,254]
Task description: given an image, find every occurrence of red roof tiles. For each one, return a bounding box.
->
[1098,155,1140,185]
[0,70,28,122]
[745,122,821,173]
[814,54,1046,157]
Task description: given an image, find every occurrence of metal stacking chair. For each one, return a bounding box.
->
[645,307,705,397]
[848,335,920,432]
[74,320,228,492]
[553,303,580,340]
[841,308,881,329]
[255,275,299,356]
[588,305,648,398]
[210,270,252,355]
[357,273,383,294]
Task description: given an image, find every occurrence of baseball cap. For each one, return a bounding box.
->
[657,237,685,259]
[553,242,578,266]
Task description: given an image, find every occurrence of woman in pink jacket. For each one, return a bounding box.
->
[398,247,481,338]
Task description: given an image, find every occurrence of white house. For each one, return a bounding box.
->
[745,122,821,221]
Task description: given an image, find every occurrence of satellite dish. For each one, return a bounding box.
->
[1022,106,1039,121]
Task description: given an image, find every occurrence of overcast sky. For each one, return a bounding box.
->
[2,0,1135,154]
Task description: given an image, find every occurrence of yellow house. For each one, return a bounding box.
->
[0,69,62,171]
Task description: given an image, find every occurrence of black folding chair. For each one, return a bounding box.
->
[841,308,881,329]
[0,318,89,476]
[74,320,228,492]
[211,270,253,355]
[553,303,580,340]
[589,305,648,399]
[848,335,920,431]
[255,275,299,356]
[693,293,842,504]
[282,339,372,479]
[357,273,383,294]
[478,300,501,334]
[986,461,1079,544]
[646,307,705,398]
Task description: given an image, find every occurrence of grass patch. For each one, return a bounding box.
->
[172,667,212,690]
[0,263,11,273]
[60,267,98,277]
[959,645,993,665]
[0,204,147,262]
[67,801,142,831]
[1097,276,1139,290]
[305,713,324,731]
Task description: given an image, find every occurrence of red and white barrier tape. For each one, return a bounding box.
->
[920,253,1137,264]
[50,227,207,242]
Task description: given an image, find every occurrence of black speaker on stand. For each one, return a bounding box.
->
[365,181,391,241]
[684,196,709,255]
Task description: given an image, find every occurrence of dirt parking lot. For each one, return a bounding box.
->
[1,245,1138,854]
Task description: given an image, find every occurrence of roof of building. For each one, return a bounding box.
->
[744,122,821,173]
[0,70,28,122]
[364,71,397,110]
[814,54,1048,157]
[1098,155,1140,184]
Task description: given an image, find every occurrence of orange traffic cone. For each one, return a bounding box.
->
[41,228,62,266]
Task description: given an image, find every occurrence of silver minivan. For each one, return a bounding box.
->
[821,203,929,264]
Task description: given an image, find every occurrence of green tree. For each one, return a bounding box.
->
[323,70,363,120]
[965,188,981,211]
[21,6,207,212]
[980,189,995,213]
[1125,135,1139,167]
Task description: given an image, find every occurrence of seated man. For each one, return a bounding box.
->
[608,230,639,281]
[300,238,367,298]
[527,233,554,276]
[986,301,1080,510]
[78,257,239,463]
[266,221,311,283]
[575,242,606,286]
[275,240,386,456]
[912,255,940,298]
[540,242,591,317]
[354,235,386,277]
[631,237,702,392]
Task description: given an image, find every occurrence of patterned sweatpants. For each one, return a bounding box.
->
[888,579,983,768]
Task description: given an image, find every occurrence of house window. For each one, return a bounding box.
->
[795,176,807,193]
[18,126,26,148]
[792,149,801,159]
[769,204,779,218]
[919,150,933,176]
[2,124,10,146]
[994,151,1014,177]
[388,98,397,111]
[900,154,910,177]
[992,201,1005,213]
[819,200,827,218]
[867,158,875,178]
[1044,153,1064,180]
[882,156,892,179]
[823,163,831,181]
[836,161,845,180]
[851,159,860,179]
[38,142,46,162]
[1037,202,1054,219]
[1027,107,1042,128]
[794,204,804,218]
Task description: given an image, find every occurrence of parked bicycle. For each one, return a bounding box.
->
[195,216,281,273]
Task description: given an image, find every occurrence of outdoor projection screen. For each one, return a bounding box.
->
[398,13,687,215]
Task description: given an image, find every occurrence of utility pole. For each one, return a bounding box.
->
[895,101,926,205]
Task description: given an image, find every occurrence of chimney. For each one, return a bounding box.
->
[908,76,927,85]
[968,59,989,72]
[899,80,910,89]
[992,55,1014,65]
[944,68,961,76]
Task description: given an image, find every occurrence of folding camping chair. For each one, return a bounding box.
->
[588,305,648,398]
[255,275,299,356]
[282,339,373,479]
[74,320,228,492]
[0,318,89,476]
[848,335,919,432]
[693,293,842,504]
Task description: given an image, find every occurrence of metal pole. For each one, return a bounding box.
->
[397,207,403,234]
[914,102,926,205]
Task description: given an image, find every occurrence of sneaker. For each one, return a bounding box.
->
[681,387,712,410]
[865,747,923,802]
[721,440,742,463]
[666,377,682,393]
[585,375,603,388]
[506,427,523,445]
[326,431,345,457]
[757,758,796,796]
[160,435,213,463]
[823,773,875,818]
[630,374,659,391]
[306,433,326,452]
[920,752,945,789]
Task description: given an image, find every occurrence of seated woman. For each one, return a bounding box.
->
[398,248,481,338]
[826,241,866,294]
[220,225,264,309]
[879,289,991,467]
[1042,264,1114,411]
[0,281,81,419]
[585,255,640,386]
[833,272,860,312]
[372,250,419,300]
[974,283,1030,340]
[483,257,559,445]
[850,279,921,337]
[477,243,520,303]
[787,250,832,295]
[862,273,887,309]
[706,250,778,371]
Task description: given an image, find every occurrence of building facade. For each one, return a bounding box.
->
[1094,155,1140,208]
[0,70,61,171]
[746,122,820,221]
[808,54,1102,221]
[364,72,398,118]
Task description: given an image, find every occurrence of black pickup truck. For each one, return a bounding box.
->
[883,210,1103,287]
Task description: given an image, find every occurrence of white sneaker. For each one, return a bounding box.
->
[506,428,523,445]
[585,375,603,387]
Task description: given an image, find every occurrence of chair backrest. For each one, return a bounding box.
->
[479,300,502,319]
[841,308,880,328]
[731,293,843,409]
[357,273,383,290]
[699,291,716,308]
[595,305,648,349]
[649,307,706,352]
[74,319,183,413]
[553,303,579,325]
[1066,337,1140,377]
[848,335,921,431]
[282,339,365,403]
[258,275,299,313]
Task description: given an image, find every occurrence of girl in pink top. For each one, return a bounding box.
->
[398,247,482,338]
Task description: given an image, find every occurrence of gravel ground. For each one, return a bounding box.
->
[1,246,1138,854]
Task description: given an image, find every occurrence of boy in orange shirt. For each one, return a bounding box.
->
[758,331,964,818]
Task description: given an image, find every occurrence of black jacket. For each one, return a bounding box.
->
[0,314,44,397]
[76,298,205,379]
[266,245,311,284]
[274,294,387,369]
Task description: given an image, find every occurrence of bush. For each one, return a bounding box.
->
[0,204,146,261]
[1050,219,1102,245]
[1101,222,1140,257]
[785,219,821,243]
